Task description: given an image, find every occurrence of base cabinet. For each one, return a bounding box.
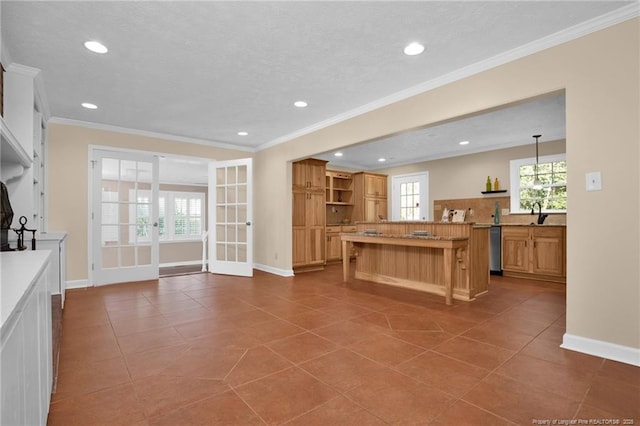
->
[37,232,67,308]
[326,225,357,262]
[1,252,52,426]
[502,226,565,282]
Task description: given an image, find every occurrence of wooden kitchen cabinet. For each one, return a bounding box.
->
[326,225,356,262]
[292,159,327,271]
[353,172,388,222]
[293,159,326,190]
[364,173,387,198]
[502,225,565,282]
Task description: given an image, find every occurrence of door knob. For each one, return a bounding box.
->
[246,221,252,226]
[153,222,158,227]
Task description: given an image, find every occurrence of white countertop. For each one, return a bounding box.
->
[0,250,51,331]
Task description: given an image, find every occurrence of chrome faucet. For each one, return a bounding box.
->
[532,201,548,225]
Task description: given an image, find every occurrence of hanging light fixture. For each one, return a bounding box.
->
[532,134,543,189]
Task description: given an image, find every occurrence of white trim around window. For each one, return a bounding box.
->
[510,153,567,213]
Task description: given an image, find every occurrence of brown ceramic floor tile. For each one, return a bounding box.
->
[51,265,640,425]
[463,373,581,424]
[285,395,386,425]
[161,344,247,379]
[597,359,640,388]
[124,343,191,380]
[299,348,393,393]
[48,383,146,426]
[282,309,341,330]
[188,328,262,350]
[267,332,339,364]
[495,353,595,401]
[345,367,453,424]
[384,312,443,331]
[104,296,154,313]
[147,390,263,425]
[347,333,425,367]
[462,321,537,351]
[582,374,640,418]
[110,314,171,336]
[430,400,514,426]
[434,336,516,370]
[132,374,230,418]
[241,317,306,344]
[159,307,216,326]
[521,335,604,374]
[117,326,186,355]
[235,366,338,424]
[387,329,455,349]
[224,345,293,387]
[396,351,490,397]
[313,319,387,347]
[52,356,131,402]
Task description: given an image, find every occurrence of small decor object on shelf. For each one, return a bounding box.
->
[494,177,500,191]
[1,181,14,251]
[485,176,492,192]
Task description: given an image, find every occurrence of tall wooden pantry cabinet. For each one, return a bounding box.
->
[292,159,327,272]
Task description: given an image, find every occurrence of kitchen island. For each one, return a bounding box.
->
[341,222,489,304]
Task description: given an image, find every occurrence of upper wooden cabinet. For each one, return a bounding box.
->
[353,172,388,222]
[502,225,565,282]
[325,170,354,205]
[293,159,326,190]
[364,173,387,198]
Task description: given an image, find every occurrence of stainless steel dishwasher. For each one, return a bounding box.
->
[489,225,502,275]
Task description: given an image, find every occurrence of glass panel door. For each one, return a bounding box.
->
[208,158,252,276]
[91,149,159,285]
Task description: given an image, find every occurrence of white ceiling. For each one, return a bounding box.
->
[1,1,635,175]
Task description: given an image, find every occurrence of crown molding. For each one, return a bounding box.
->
[5,63,41,77]
[256,3,640,152]
[48,117,256,153]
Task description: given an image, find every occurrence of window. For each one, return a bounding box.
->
[510,154,566,213]
[129,190,205,242]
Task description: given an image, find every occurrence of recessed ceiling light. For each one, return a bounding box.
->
[294,101,308,108]
[378,158,387,163]
[237,131,248,136]
[84,40,108,54]
[334,152,343,157]
[81,102,98,109]
[403,42,424,56]
[459,140,470,145]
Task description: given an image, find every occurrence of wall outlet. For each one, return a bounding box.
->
[501,209,510,216]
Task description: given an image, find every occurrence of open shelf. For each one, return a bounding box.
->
[481,190,507,194]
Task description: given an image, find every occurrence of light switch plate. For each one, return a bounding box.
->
[586,171,602,191]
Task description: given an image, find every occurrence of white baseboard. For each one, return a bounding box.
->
[253,263,294,277]
[160,260,204,268]
[65,279,89,290]
[561,333,640,367]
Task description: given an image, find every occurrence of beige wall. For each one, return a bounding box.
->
[46,124,250,281]
[377,139,566,221]
[253,19,640,350]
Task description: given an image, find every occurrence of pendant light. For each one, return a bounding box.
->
[532,134,543,189]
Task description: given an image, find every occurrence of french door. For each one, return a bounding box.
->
[90,148,159,285]
[208,158,253,276]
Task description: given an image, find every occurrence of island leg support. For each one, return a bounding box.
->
[342,240,349,282]
[443,247,454,305]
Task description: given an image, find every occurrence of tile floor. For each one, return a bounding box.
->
[48,265,639,425]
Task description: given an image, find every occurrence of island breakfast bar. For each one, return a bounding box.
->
[341,222,490,304]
